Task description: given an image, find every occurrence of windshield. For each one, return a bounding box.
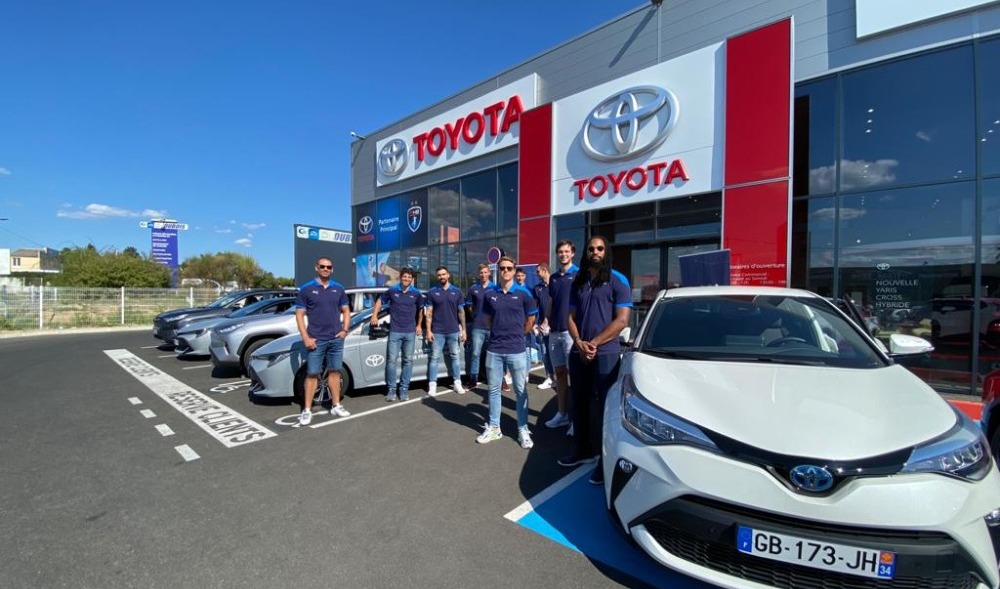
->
[206,291,245,309]
[638,294,887,369]
[229,298,279,318]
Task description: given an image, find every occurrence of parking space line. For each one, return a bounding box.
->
[128,397,143,405]
[140,345,159,349]
[158,354,176,358]
[174,445,199,462]
[503,465,592,522]
[104,349,277,448]
[140,409,156,419]
[309,396,429,428]
[155,424,175,436]
[182,364,213,370]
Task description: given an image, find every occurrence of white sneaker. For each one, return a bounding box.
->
[453,381,465,395]
[476,426,503,444]
[566,423,575,437]
[428,382,438,396]
[330,404,350,418]
[299,409,312,426]
[518,427,534,449]
[545,412,570,428]
[538,378,553,390]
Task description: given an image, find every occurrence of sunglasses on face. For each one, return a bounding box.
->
[588,245,605,252]
[499,266,515,271]
[317,264,333,269]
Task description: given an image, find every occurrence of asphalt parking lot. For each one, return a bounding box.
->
[1,330,714,589]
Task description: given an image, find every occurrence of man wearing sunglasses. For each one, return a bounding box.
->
[371,267,424,402]
[294,257,352,426]
[477,256,537,448]
[561,236,632,485]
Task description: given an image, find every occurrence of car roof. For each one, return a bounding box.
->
[660,285,822,300]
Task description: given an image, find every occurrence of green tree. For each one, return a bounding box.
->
[53,247,170,287]
[180,252,277,288]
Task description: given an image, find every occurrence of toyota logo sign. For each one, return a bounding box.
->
[365,354,385,368]
[358,216,373,235]
[377,138,408,177]
[582,86,678,162]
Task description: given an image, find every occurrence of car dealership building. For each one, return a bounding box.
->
[349,0,1000,394]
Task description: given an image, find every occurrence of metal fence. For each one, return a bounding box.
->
[0,286,223,331]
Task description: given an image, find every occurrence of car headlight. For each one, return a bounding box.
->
[252,350,291,367]
[217,322,245,334]
[180,328,207,337]
[900,410,992,481]
[621,374,719,452]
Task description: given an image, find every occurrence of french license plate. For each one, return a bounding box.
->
[736,525,895,580]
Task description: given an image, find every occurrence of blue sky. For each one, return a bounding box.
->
[0,1,636,277]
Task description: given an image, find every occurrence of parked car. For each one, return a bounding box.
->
[603,286,1000,589]
[899,298,1000,348]
[246,306,464,404]
[152,289,297,342]
[210,287,384,375]
[173,296,298,357]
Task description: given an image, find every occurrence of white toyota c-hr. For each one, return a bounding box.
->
[603,286,1000,589]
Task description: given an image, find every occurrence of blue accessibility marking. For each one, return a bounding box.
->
[507,470,713,589]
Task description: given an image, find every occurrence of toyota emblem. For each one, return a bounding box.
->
[377,138,408,177]
[789,464,834,493]
[876,263,891,271]
[582,85,678,162]
[365,354,385,368]
[358,216,373,235]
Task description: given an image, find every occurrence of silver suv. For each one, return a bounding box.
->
[210,287,384,375]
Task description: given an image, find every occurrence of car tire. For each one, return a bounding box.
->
[240,338,275,376]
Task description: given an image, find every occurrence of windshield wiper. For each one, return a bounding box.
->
[642,349,705,360]
[725,356,827,366]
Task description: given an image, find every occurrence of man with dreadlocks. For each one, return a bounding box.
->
[558,235,632,485]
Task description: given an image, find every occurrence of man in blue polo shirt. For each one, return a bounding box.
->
[424,266,467,397]
[477,255,537,449]
[560,235,632,485]
[371,267,423,402]
[545,240,579,431]
[294,257,352,426]
[464,263,495,390]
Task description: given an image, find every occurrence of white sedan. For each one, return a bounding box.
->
[603,286,1000,589]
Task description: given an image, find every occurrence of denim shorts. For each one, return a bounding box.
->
[549,330,574,368]
[306,337,345,375]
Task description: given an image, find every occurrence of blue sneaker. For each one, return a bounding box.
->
[399,391,409,401]
[385,392,398,402]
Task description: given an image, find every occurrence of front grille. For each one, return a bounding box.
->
[636,496,984,589]
[646,521,976,589]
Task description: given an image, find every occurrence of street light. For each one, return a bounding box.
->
[350,131,367,140]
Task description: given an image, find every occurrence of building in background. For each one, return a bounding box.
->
[9,247,60,274]
[349,0,1000,395]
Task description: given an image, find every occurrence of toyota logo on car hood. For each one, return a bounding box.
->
[789,464,834,493]
[582,85,678,162]
[377,138,408,177]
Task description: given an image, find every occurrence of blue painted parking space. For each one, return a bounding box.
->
[505,468,712,589]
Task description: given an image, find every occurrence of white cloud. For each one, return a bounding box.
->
[57,203,168,220]
[0,167,10,176]
[915,130,932,143]
[234,238,252,247]
[229,219,236,224]
[242,222,266,230]
[215,228,233,234]
[809,158,898,193]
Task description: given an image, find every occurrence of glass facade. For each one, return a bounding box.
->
[792,35,1000,395]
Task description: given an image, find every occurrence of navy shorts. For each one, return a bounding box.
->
[306,338,345,375]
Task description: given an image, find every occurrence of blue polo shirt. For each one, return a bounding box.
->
[424,284,465,334]
[484,284,537,354]
[379,285,424,333]
[533,281,552,325]
[295,279,349,339]
[465,281,496,330]
[569,270,633,356]
[547,264,578,331]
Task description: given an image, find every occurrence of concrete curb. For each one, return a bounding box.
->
[0,326,151,340]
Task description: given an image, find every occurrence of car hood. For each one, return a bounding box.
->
[174,307,232,324]
[178,315,228,333]
[628,352,957,460]
[215,312,295,332]
[255,333,304,356]
[157,307,207,321]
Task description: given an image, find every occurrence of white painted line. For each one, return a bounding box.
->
[140,409,156,419]
[155,424,175,436]
[182,364,213,370]
[175,444,200,461]
[310,396,426,428]
[128,397,143,405]
[140,345,159,349]
[104,349,277,448]
[158,354,176,358]
[503,465,594,522]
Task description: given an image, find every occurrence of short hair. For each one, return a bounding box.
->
[315,257,332,266]
[536,262,550,272]
[400,267,415,278]
[556,239,576,253]
[435,266,448,273]
[514,267,526,275]
[498,255,516,267]
[477,262,490,272]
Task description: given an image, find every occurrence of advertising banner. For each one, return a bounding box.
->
[354,202,377,254]
[150,228,179,286]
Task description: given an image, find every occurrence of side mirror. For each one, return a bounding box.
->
[619,327,632,348]
[369,324,390,340]
[888,333,934,356]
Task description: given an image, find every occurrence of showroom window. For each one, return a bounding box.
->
[429,180,461,245]
[840,45,975,191]
[461,169,497,240]
[978,37,1000,178]
[790,196,834,296]
[793,77,836,197]
[497,163,518,236]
